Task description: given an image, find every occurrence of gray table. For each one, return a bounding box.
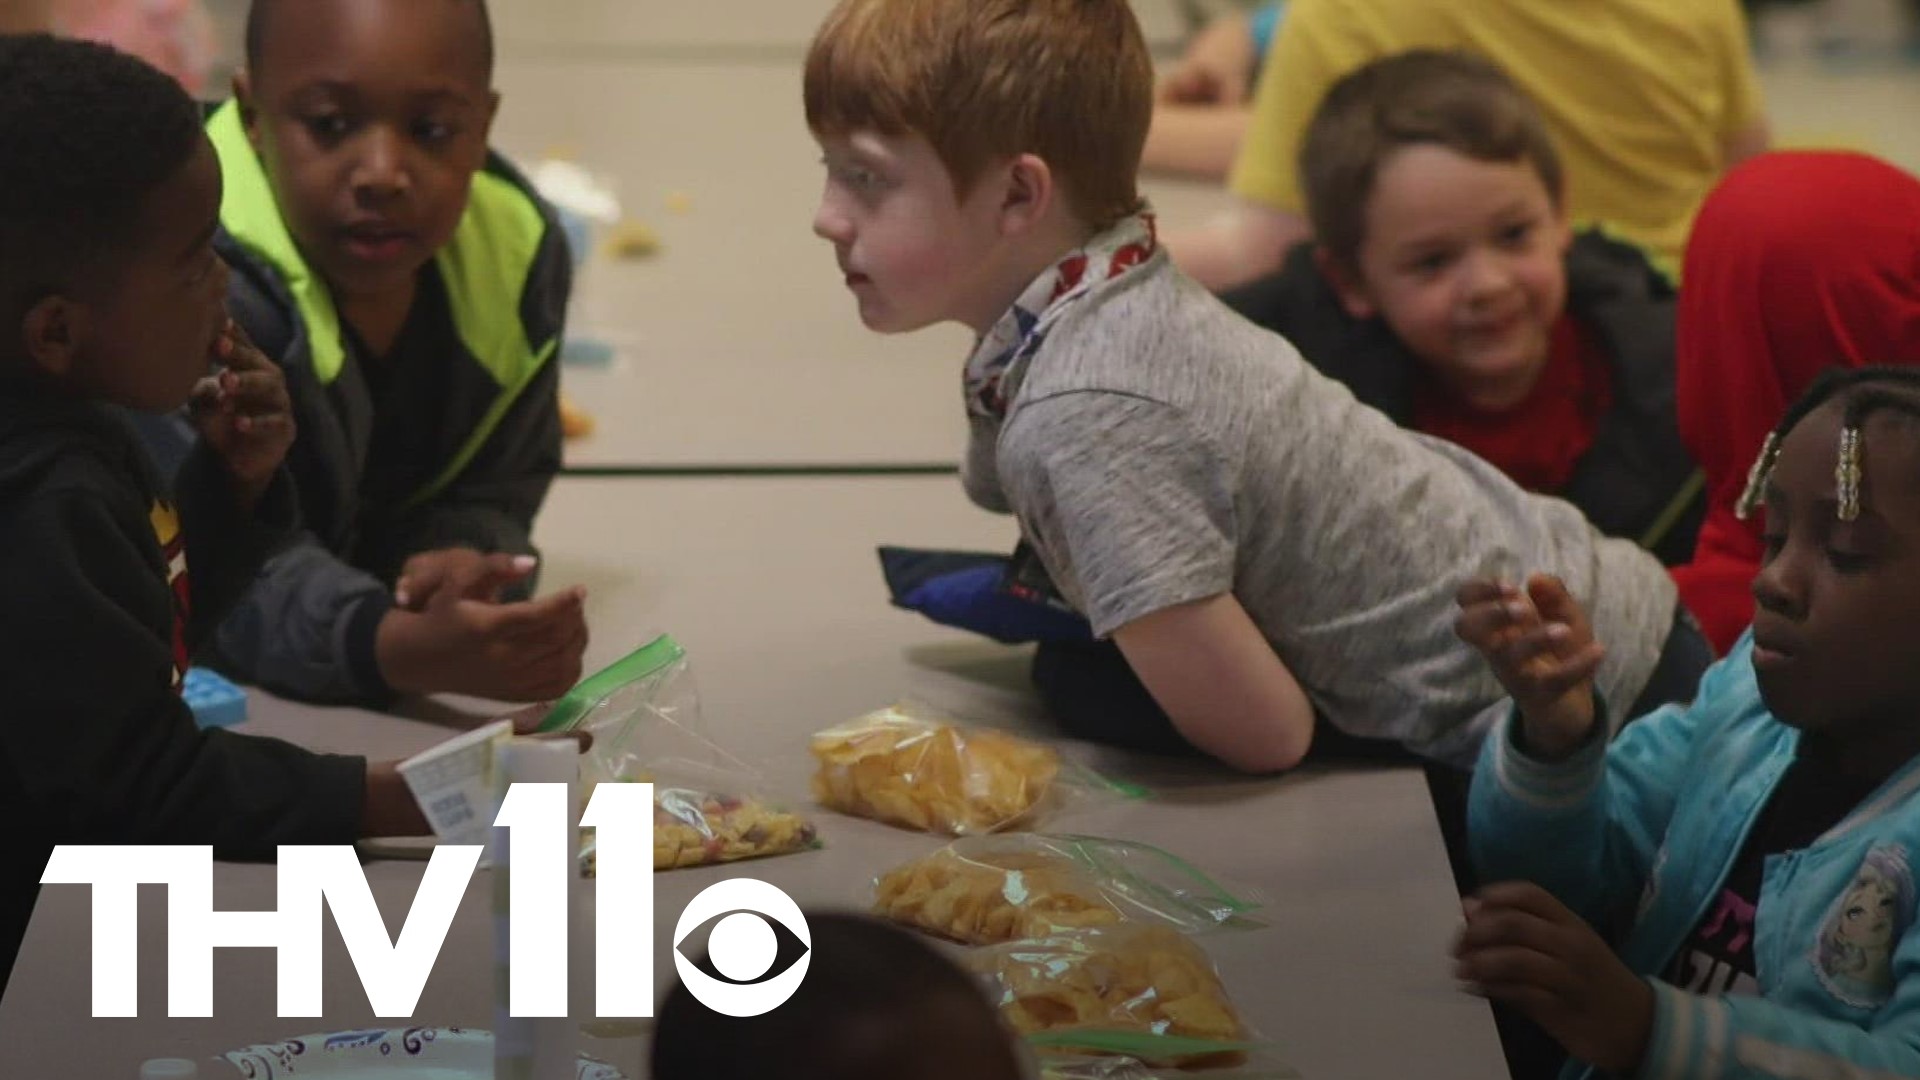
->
[0,477,1506,1078]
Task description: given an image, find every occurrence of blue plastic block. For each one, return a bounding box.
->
[561,338,618,367]
[183,667,248,729]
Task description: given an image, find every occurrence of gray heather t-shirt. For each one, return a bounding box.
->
[963,251,1677,766]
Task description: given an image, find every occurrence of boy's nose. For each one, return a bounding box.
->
[1459,246,1520,298]
[812,202,851,245]
[352,129,411,197]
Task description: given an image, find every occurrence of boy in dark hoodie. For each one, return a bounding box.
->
[1224,50,1704,566]
[0,33,429,994]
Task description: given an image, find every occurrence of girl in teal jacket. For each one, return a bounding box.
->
[1454,366,1920,1079]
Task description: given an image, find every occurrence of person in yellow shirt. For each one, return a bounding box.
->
[1170,0,1769,291]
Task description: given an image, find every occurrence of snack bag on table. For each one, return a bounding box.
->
[874,834,1266,944]
[971,924,1272,1069]
[811,701,1135,835]
[539,634,820,872]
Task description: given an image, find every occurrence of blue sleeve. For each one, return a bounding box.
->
[1249,2,1285,70]
[1469,643,1755,923]
[1640,969,1920,1080]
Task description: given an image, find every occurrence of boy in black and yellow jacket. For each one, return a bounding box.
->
[139,0,589,706]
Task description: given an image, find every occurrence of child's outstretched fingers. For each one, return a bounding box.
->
[1454,578,1518,609]
[1453,579,1533,652]
[397,550,538,610]
[1507,575,1605,696]
[490,587,588,640]
[1526,574,1594,640]
[1494,624,1606,693]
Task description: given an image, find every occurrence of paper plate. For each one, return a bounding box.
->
[220,1028,627,1079]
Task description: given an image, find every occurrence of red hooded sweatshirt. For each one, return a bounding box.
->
[1674,151,1920,653]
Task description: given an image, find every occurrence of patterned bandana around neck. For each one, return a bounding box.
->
[963,213,1158,420]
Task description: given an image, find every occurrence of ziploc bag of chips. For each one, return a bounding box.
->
[970,925,1266,1069]
[874,834,1266,944]
[811,701,1140,835]
[541,635,820,872]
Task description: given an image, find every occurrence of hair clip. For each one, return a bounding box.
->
[1735,432,1780,521]
[1836,425,1863,521]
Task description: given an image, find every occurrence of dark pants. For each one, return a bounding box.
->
[1032,604,1715,1080]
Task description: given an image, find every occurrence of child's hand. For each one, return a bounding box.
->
[190,319,294,510]
[496,702,595,748]
[1161,64,1230,105]
[375,586,588,702]
[1454,574,1603,759]
[1453,882,1654,1073]
[394,548,539,610]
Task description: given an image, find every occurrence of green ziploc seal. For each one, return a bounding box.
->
[1063,762,1151,801]
[538,633,686,733]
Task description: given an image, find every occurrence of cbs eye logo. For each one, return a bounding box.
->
[673,879,812,1016]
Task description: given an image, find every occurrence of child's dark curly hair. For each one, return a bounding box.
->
[0,34,204,308]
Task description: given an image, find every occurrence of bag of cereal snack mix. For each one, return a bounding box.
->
[542,635,821,873]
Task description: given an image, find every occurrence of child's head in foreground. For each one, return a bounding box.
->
[804,0,1154,335]
[233,0,498,306]
[1301,50,1573,413]
[0,33,228,412]
[650,911,1030,1080]
[1739,367,1920,745]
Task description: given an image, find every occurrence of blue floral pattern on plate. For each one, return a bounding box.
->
[221,1028,626,1078]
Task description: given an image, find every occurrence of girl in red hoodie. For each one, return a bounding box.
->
[1675,151,1920,653]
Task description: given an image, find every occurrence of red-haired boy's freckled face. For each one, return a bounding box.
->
[812,130,1005,334]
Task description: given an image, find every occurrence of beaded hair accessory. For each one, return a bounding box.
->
[1836,424,1864,522]
[1737,425,1870,522]
[1734,432,1781,521]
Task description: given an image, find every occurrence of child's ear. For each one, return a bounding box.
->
[1314,246,1377,320]
[483,91,502,142]
[997,153,1056,238]
[21,296,83,381]
[233,70,264,152]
